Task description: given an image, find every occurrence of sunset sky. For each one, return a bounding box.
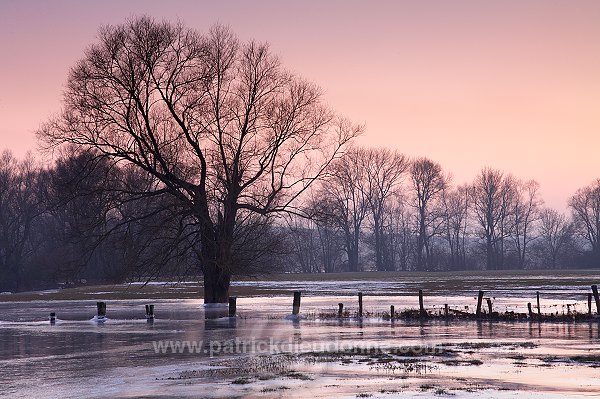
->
[1,1,599,210]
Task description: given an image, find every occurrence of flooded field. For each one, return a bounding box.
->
[1,271,599,398]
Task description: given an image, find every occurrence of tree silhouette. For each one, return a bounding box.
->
[38,17,359,302]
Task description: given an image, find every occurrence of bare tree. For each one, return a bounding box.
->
[512,179,542,268]
[410,158,448,271]
[535,208,574,268]
[285,213,319,273]
[471,168,504,270]
[497,175,518,268]
[569,179,600,256]
[386,195,414,271]
[472,170,528,270]
[45,151,116,283]
[441,184,470,270]
[359,148,408,271]
[0,151,45,291]
[38,17,359,302]
[307,195,345,273]
[316,148,368,272]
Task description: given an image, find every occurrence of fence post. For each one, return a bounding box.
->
[390,305,395,318]
[592,285,600,315]
[145,304,155,321]
[444,304,449,317]
[419,290,426,317]
[476,291,484,317]
[486,298,493,315]
[50,312,56,324]
[358,292,363,317]
[589,293,593,315]
[527,302,534,318]
[228,297,237,317]
[97,302,106,318]
[292,291,302,315]
[536,292,541,316]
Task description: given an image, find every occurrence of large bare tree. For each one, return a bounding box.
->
[38,17,359,302]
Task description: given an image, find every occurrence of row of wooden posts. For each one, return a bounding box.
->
[49,301,155,323]
[48,285,600,322]
[50,299,230,323]
[285,284,600,319]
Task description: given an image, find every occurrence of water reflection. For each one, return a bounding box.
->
[1,297,600,398]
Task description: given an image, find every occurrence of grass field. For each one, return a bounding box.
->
[1,269,598,302]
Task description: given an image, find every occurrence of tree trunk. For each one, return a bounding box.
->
[197,194,234,304]
[13,268,22,292]
[373,219,384,271]
[344,232,359,272]
[486,235,493,271]
[203,262,231,303]
[416,209,426,271]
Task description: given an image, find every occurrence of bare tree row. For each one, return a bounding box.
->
[0,146,598,291]
[285,147,600,273]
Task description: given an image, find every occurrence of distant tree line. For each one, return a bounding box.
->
[1,146,598,292]
[0,149,198,292]
[284,147,600,274]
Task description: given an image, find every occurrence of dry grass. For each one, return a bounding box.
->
[1,269,597,302]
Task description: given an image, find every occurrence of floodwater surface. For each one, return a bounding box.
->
[1,273,599,398]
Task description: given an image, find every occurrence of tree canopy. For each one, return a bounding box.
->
[38,16,360,302]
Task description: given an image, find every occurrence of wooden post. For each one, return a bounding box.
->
[228,297,237,317]
[97,302,106,318]
[527,302,534,318]
[338,303,344,317]
[536,292,541,316]
[589,293,593,315]
[50,312,56,324]
[444,304,449,317]
[591,285,600,315]
[419,290,426,317]
[292,291,301,315]
[476,291,484,317]
[390,305,395,318]
[358,292,363,317]
[486,298,493,315]
[145,304,155,321]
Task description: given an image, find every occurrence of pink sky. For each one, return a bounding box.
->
[1,1,599,210]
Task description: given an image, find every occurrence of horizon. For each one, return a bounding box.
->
[1,1,600,210]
